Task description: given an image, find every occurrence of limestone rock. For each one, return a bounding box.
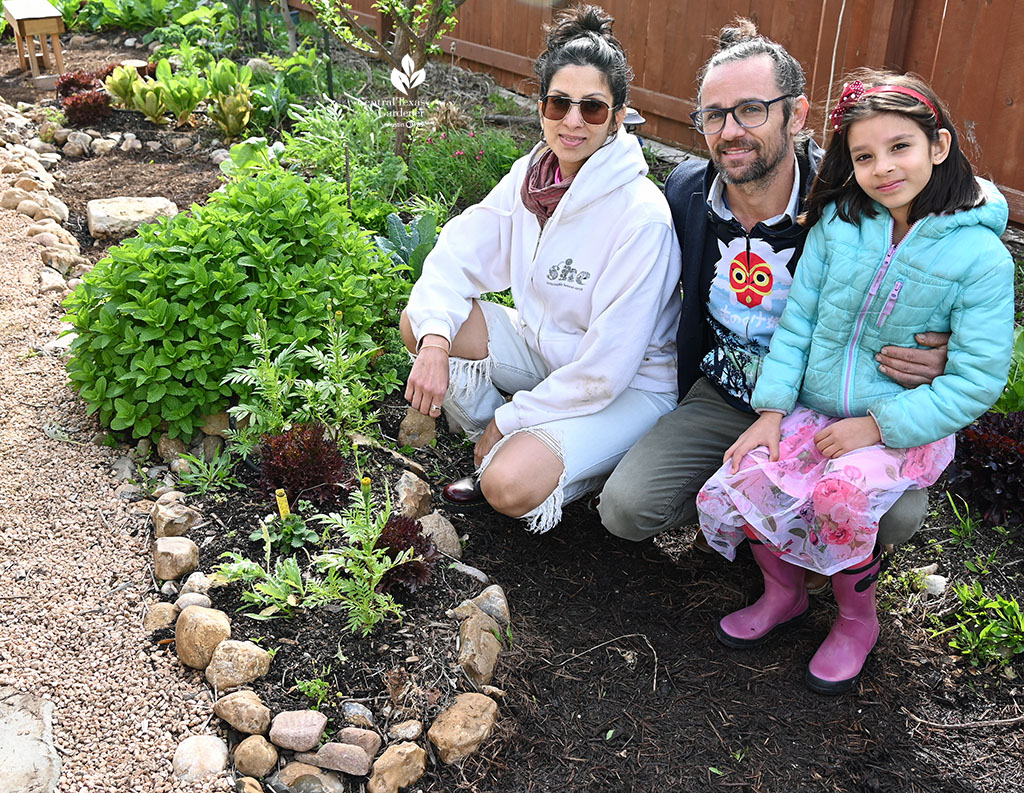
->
[172,735,228,781]
[270,762,345,793]
[86,196,178,239]
[175,592,212,610]
[154,536,198,580]
[335,726,381,760]
[205,640,272,690]
[467,584,510,626]
[419,512,461,559]
[449,561,489,584]
[40,249,86,276]
[269,710,328,752]
[235,776,262,793]
[175,606,230,669]
[233,734,277,778]
[1,187,33,208]
[120,135,142,152]
[181,571,213,595]
[294,742,371,775]
[66,131,92,150]
[456,604,501,687]
[157,433,187,462]
[202,434,224,462]
[342,700,375,728]
[387,719,422,740]
[62,141,86,158]
[396,471,430,519]
[16,198,41,218]
[427,693,499,764]
[52,128,73,145]
[37,195,68,223]
[210,148,231,165]
[153,499,201,538]
[397,406,436,448]
[38,268,65,294]
[92,139,116,156]
[0,687,61,793]
[201,410,231,438]
[366,742,426,793]
[143,601,179,631]
[213,690,270,735]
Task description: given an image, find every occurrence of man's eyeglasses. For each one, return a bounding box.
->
[689,95,793,135]
[541,95,613,125]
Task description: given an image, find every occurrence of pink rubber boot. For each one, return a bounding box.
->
[805,548,883,695]
[716,540,809,648]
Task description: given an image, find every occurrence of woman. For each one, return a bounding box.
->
[401,4,681,533]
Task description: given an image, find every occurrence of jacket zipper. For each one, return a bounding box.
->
[876,281,903,327]
[840,217,921,415]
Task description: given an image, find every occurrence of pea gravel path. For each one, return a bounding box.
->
[0,209,230,792]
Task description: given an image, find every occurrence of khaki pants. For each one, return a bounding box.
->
[598,377,927,544]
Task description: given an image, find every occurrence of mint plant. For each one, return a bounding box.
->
[63,168,406,442]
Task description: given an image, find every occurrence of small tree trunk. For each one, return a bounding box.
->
[279,0,297,53]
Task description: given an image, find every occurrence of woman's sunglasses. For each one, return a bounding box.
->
[541,95,612,125]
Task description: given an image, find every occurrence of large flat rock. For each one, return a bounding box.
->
[87,196,178,239]
[0,687,61,793]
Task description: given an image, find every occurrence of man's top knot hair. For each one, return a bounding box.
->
[715,17,760,50]
[535,3,632,112]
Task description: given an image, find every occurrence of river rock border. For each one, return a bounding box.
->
[145,442,507,792]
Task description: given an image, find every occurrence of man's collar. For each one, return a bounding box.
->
[707,158,801,227]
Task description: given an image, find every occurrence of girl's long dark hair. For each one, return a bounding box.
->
[802,69,981,228]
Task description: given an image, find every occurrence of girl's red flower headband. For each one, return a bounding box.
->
[829,80,942,132]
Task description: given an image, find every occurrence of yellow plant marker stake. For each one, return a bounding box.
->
[275,489,290,518]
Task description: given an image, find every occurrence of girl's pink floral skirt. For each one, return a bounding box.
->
[696,406,954,576]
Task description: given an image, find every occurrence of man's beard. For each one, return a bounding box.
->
[712,129,789,186]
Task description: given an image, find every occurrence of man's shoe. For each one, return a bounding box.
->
[441,476,489,512]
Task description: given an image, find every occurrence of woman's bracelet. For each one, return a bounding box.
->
[418,343,451,355]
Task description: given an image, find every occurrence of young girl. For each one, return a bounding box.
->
[696,70,1015,695]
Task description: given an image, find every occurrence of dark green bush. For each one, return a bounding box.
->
[63,167,409,441]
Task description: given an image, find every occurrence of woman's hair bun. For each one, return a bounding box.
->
[715,18,760,51]
[545,3,616,51]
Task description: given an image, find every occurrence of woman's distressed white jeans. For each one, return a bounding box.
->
[440,301,677,534]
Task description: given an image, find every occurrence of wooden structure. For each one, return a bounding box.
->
[325,0,1024,224]
[3,0,65,76]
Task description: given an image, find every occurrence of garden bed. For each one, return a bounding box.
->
[2,16,1023,793]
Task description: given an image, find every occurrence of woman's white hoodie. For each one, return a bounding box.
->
[406,126,681,435]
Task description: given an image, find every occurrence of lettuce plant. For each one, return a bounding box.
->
[104,65,141,108]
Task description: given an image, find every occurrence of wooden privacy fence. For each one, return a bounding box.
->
[330,0,1024,224]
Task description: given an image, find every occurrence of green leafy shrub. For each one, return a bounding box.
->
[132,78,170,124]
[947,411,1024,526]
[213,552,309,619]
[177,448,242,495]
[933,582,1024,668]
[259,423,353,507]
[63,168,407,442]
[104,65,141,108]
[407,124,520,209]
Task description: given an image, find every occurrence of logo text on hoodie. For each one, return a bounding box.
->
[547,258,591,290]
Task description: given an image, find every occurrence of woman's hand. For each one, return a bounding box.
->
[404,334,450,418]
[814,417,881,458]
[723,411,783,473]
[474,419,504,466]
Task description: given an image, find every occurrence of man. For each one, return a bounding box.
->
[598,21,947,550]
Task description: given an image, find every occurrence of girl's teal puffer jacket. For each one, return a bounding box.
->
[752,179,1015,448]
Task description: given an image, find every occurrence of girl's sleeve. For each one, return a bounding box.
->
[751,220,830,413]
[869,240,1015,448]
[492,220,681,434]
[405,164,523,345]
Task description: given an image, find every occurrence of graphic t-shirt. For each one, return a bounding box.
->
[700,175,802,406]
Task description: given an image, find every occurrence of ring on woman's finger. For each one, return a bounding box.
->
[431,404,441,411]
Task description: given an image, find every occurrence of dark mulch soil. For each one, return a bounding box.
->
[159,392,1024,793]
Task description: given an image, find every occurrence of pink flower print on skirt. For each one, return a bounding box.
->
[695,405,954,575]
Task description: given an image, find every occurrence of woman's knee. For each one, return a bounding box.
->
[480,464,552,517]
[479,435,563,516]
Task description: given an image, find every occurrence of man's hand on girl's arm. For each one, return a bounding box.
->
[723,411,783,473]
[876,331,950,387]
